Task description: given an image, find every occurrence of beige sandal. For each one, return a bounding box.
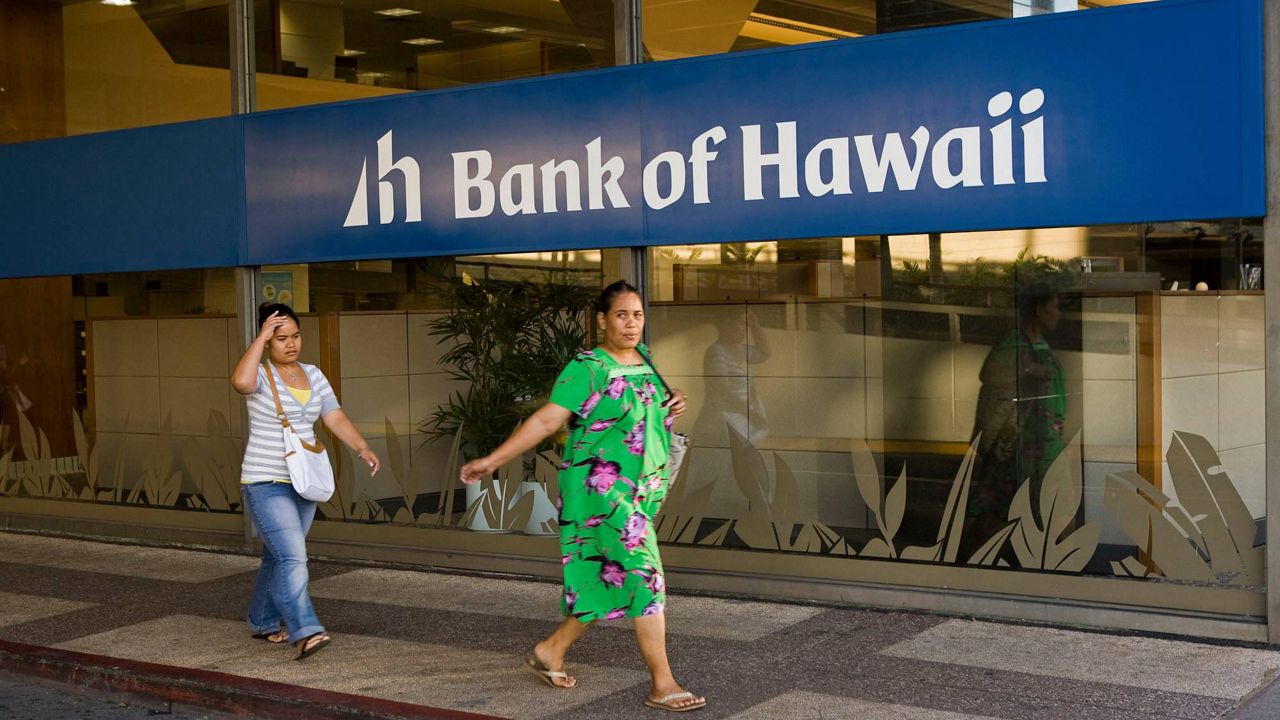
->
[523,654,576,689]
[644,691,706,712]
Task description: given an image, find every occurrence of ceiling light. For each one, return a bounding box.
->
[402,37,443,46]
[341,49,366,56]
[483,26,525,34]
[358,71,391,80]
[101,0,136,5]
[374,8,420,18]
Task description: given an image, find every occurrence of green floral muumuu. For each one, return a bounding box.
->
[548,346,674,622]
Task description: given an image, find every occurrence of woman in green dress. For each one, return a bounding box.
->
[460,280,705,713]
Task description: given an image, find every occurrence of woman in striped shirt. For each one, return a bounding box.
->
[231,303,380,660]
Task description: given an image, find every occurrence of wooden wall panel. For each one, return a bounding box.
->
[0,277,77,458]
[0,0,66,144]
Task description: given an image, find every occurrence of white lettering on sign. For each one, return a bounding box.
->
[343,89,1049,228]
[344,130,422,227]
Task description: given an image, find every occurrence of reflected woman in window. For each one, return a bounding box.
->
[964,283,1067,561]
[697,308,771,446]
[230,303,381,660]
[460,280,705,713]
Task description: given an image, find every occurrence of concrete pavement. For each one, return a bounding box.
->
[1,530,1279,719]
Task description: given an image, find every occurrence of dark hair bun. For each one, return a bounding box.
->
[593,280,641,315]
[257,302,300,330]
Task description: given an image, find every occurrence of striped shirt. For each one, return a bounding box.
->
[240,363,341,484]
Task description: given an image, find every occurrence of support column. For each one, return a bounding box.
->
[234,268,257,548]
[613,0,641,66]
[230,0,257,546]
[230,0,255,115]
[612,0,646,313]
[1263,0,1280,645]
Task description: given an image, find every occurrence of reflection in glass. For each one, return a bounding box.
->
[642,0,1151,61]
[3,0,231,144]
[697,307,772,446]
[255,0,615,111]
[647,222,1266,600]
[964,283,1067,562]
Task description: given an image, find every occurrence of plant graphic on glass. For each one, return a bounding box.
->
[420,272,595,531]
[0,408,241,512]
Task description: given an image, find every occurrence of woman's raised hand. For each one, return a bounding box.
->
[460,456,498,485]
[256,311,287,343]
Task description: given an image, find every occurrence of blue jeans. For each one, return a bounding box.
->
[242,482,324,644]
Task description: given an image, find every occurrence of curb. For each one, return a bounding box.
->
[0,639,504,720]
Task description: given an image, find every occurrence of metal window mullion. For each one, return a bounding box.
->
[614,0,641,66]
[230,0,256,114]
[1264,0,1280,644]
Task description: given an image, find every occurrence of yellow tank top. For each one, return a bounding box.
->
[287,386,312,406]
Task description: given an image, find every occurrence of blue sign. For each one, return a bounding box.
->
[243,0,1264,266]
[0,0,1264,278]
[0,118,245,278]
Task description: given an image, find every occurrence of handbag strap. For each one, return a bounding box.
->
[263,362,325,453]
[264,362,291,426]
[635,346,675,404]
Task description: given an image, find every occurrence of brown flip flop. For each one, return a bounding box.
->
[294,633,331,660]
[252,628,288,644]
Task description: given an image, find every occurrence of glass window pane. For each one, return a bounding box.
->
[0,269,240,513]
[255,0,616,112]
[642,0,1155,61]
[251,250,621,533]
[647,218,1266,613]
[1,0,231,144]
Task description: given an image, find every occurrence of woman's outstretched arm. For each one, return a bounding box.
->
[460,403,572,484]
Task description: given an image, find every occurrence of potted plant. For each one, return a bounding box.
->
[420,270,595,533]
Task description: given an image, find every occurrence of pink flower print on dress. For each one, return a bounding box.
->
[584,458,622,494]
[648,571,665,594]
[624,421,645,455]
[578,391,602,417]
[584,515,605,528]
[561,554,573,566]
[587,417,619,433]
[599,559,627,588]
[642,601,665,616]
[605,607,629,620]
[663,413,675,431]
[606,375,627,399]
[621,512,648,551]
[640,381,658,406]
[564,588,578,611]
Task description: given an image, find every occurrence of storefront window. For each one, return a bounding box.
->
[0,269,241,514]
[253,250,621,529]
[0,0,231,144]
[647,219,1265,615]
[642,0,1154,60]
[254,0,616,111]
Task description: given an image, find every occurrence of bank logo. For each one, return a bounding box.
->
[343,130,422,227]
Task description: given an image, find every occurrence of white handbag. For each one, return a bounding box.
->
[266,363,335,503]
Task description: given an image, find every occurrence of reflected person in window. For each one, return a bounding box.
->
[963,283,1067,562]
[230,303,381,660]
[460,280,705,713]
[696,308,771,446]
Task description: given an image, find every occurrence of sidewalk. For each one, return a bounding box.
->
[1,530,1278,720]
